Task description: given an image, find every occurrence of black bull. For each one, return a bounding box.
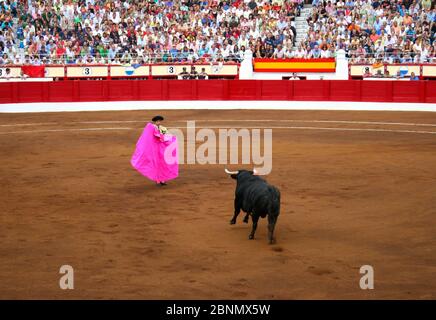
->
[227,170,280,244]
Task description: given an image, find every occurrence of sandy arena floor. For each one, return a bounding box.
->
[0,109,435,299]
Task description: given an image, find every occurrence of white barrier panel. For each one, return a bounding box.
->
[45,66,65,78]
[66,66,108,78]
[351,64,436,77]
[110,65,149,77]
[350,64,383,76]
[423,66,436,77]
[386,65,420,77]
[0,67,21,78]
[2,64,239,79]
[151,64,238,76]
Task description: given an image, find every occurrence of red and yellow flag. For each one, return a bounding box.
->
[253,58,336,73]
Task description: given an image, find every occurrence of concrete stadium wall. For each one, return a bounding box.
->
[0,80,436,104]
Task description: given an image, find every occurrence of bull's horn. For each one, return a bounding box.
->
[224,168,239,175]
[253,168,261,175]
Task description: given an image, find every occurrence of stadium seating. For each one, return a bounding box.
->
[0,1,434,65]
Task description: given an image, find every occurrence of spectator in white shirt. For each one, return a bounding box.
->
[273,45,286,59]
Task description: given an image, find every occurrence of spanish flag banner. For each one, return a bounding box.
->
[21,66,46,78]
[253,58,336,73]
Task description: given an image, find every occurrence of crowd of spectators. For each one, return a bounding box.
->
[306,0,435,63]
[0,0,434,66]
[0,0,304,65]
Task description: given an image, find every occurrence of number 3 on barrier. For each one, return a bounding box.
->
[167,66,175,75]
[82,67,91,76]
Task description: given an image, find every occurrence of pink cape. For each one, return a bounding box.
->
[131,123,178,183]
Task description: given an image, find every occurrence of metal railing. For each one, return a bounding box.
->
[346,52,436,64]
[2,50,436,67]
[0,52,244,66]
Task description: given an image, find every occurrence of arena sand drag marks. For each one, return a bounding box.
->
[0,109,435,299]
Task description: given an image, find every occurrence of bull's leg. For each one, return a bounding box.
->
[243,213,250,223]
[267,214,278,244]
[248,215,260,240]
[230,199,241,225]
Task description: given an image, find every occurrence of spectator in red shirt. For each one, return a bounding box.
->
[56,43,66,58]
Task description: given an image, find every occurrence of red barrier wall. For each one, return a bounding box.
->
[0,80,435,104]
